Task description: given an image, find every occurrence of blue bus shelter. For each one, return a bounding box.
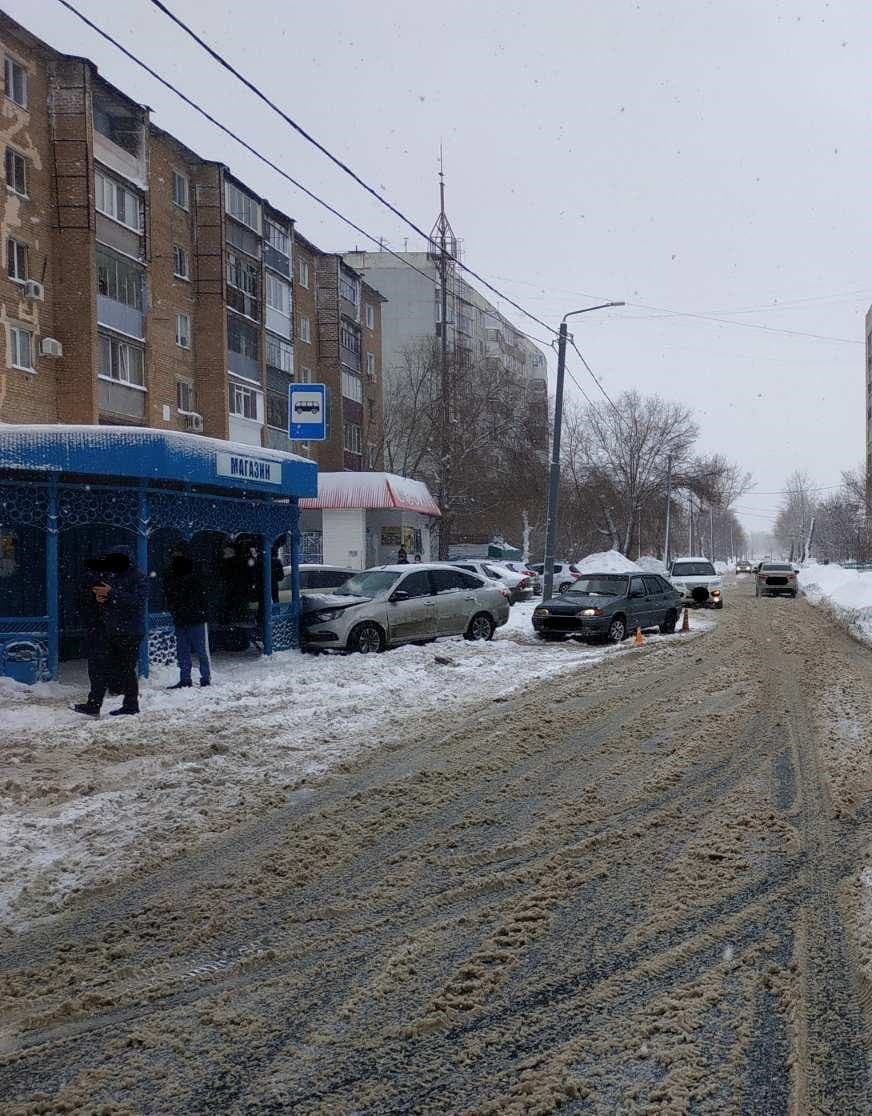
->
[0,426,317,683]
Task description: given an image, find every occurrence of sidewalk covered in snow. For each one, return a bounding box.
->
[0,426,316,683]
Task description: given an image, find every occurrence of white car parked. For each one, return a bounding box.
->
[442,560,532,603]
[667,557,724,609]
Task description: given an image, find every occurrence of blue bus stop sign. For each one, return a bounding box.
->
[289,383,327,441]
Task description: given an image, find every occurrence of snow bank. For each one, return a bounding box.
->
[637,555,667,574]
[798,563,872,645]
[0,602,711,932]
[575,549,643,574]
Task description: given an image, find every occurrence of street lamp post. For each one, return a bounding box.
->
[542,302,625,603]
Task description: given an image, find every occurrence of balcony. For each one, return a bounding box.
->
[264,242,291,278]
[226,286,259,321]
[99,378,145,420]
[97,295,144,340]
[340,344,361,373]
[266,306,292,339]
[227,349,260,382]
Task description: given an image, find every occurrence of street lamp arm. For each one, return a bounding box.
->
[563,301,625,324]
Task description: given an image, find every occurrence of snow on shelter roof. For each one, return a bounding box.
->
[0,425,317,498]
[300,472,440,516]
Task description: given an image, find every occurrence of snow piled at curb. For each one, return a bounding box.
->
[0,603,713,933]
[798,563,872,646]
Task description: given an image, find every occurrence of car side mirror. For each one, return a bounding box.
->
[389,590,409,603]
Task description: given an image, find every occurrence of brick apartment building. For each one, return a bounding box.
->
[0,12,384,472]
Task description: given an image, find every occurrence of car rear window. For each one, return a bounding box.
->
[671,562,716,576]
[761,564,793,571]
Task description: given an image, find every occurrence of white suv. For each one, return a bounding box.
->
[667,557,724,609]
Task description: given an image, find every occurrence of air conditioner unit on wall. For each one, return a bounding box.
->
[184,412,204,432]
[40,337,63,358]
[24,279,45,302]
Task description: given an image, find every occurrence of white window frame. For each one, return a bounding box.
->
[224,180,261,233]
[95,169,143,232]
[5,146,27,197]
[299,366,313,384]
[4,56,27,109]
[266,272,291,317]
[298,258,309,288]
[341,369,363,403]
[9,325,34,371]
[172,170,189,211]
[98,333,145,387]
[339,272,359,305]
[266,334,293,373]
[173,244,190,280]
[175,313,191,349]
[365,303,375,329]
[176,378,195,413]
[264,217,290,257]
[229,381,262,421]
[366,352,376,381]
[298,315,311,343]
[7,236,27,283]
[343,421,362,455]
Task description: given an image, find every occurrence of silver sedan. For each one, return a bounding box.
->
[300,564,510,653]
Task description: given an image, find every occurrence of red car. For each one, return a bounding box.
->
[755,563,798,598]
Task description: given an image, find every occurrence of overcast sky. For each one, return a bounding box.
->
[15,0,870,533]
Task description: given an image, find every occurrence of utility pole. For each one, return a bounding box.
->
[688,493,693,554]
[663,454,673,566]
[709,506,714,561]
[431,161,455,560]
[541,301,624,601]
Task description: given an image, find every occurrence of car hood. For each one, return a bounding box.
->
[300,592,372,615]
[538,592,620,613]
[670,575,721,587]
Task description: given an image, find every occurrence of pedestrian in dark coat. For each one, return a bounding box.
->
[74,544,147,717]
[164,543,212,689]
[397,546,409,564]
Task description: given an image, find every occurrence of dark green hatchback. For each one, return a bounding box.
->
[532,571,682,643]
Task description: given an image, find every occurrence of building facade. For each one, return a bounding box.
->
[0,12,384,473]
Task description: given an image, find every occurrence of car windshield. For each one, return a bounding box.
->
[762,564,793,571]
[334,571,398,597]
[671,562,716,577]
[564,575,628,596]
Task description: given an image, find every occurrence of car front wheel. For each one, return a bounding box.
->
[558,581,572,594]
[607,615,627,643]
[348,621,385,654]
[660,610,678,635]
[465,612,495,642]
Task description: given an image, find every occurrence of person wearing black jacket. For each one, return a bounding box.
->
[164,544,211,689]
[74,544,148,717]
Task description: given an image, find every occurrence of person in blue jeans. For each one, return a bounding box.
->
[164,544,211,689]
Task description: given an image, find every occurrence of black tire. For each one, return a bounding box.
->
[755,584,760,598]
[791,590,798,598]
[607,614,627,643]
[659,609,678,635]
[715,600,724,610]
[347,621,385,654]
[557,581,572,594]
[465,612,495,642]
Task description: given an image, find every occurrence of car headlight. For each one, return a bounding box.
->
[312,608,343,623]
[711,589,721,597]
[534,607,549,617]
[579,608,602,616]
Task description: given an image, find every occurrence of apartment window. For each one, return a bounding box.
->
[340,325,360,354]
[264,217,290,257]
[176,313,191,349]
[299,366,313,383]
[365,303,375,329]
[172,171,189,210]
[227,313,259,364]
[367,443,378,469]
[225,180,261,232]
[99,333,145,386]
[366,352,376,381]
[5,147,27,196]
[266,389,289,431]
[341,369,363,403]
[95,169,143,232]
[229,381,260,420]
[343,421,362,455]
[173,245,190,279]
[266,272,291,317]
[298,259,309,288]
[299,315,311,343]
[10,325,33,371]
[266,334,293,372]
[339,272,359,305]
[4,57,26,108]
[226,249,259,319]
[7,237,27,282]
[96,247,144,309]
[176,379,195,413]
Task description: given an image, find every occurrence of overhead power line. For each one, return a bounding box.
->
[626,302,863,345]
[144,0,558,336]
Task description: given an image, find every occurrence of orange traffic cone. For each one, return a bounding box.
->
[681,607,690,633]
[634,627,645,646]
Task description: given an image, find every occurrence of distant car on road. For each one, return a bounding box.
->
[667,557,724,609]
[532,571,681,643]
[756,563,798,598]
[736,560,754,574]
[300,563,509,653]
[529,561,582,594]
[441,559,531,602]
[492,560,542,596]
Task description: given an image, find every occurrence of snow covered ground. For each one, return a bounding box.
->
[798,563,872,646]
[0,600,712,934]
